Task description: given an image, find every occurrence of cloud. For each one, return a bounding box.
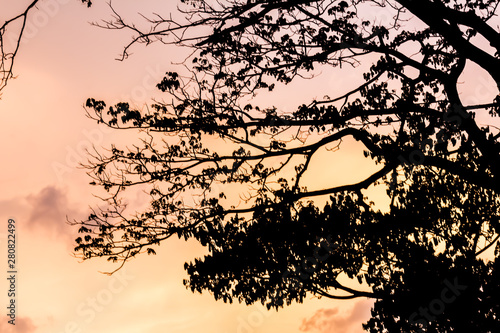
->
[2,184,151,252]
[21,186,86,248]
[0,186,84,245]
[300,299,373,333]
[25,186,77,237]
[0,316,37,333]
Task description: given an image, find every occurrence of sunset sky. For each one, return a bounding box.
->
[0,1,498,333]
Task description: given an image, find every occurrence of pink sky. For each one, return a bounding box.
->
[0,1,498,333]
[0,1,375,333]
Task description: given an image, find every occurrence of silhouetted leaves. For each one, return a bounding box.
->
[74,1,500,331]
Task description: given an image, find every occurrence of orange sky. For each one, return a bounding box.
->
[0,1,498,333]
[0,1,375,333]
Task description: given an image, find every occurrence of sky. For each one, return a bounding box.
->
[0,1,498,333]
[0,1,376,333]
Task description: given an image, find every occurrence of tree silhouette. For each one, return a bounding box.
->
[74,1,500,331]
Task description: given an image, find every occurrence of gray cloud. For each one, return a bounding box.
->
[26,186,79,240]
[300,299,373,333]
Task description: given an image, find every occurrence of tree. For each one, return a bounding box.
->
[0,0,92,96]
[73,1,500,331]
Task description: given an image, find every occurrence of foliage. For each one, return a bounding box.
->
[74,1,500,331]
